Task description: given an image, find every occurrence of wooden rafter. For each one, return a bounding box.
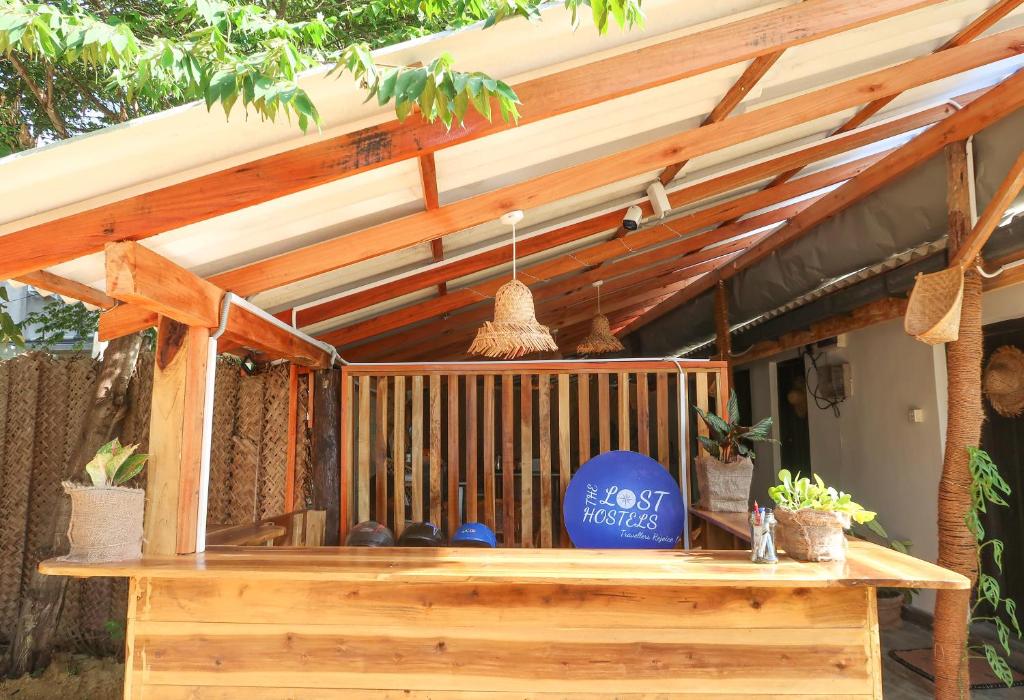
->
[765,0,1024,189]
[321,193,819,349]
[102,27,1024,309]
[342,245,752,361]
[104,242,331,368]
[609,51,784,239]
[730,297,909,365]
[418,153,447,296]
[223,33,1024,296]
[0,0,940,281]
[13,270,115,309]
[658,52,784,188]
[625,69,1024,334]
[272,93,973,330]
[949,149,1024,267]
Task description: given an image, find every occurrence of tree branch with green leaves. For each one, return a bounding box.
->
[0,0,645,153]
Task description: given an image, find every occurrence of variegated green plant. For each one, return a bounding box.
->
[693,389,775,463]
[84,438,148,487]
[768,469,876,525]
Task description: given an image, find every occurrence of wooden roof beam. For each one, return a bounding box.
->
[625,69,1024,334]
[418,153,447,296]
[276,95,975,329]
[949,149,1024,267]
[104,242,331,368]
[321,196,810,349]
[343,248,745,362]
[765,0,1024,189]
[169,28,1024,301]
[13,270,115,309]
[0,0,940,280]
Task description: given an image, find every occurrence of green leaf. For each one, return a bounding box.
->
[113,453,147,485]
[983,643,1014,687]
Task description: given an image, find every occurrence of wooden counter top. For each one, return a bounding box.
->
[41,540,967,590]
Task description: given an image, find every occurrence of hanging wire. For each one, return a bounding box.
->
[596,282,602,314]
[511,219,518,280]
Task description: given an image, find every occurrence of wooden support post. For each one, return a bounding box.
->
[285,365,299,512]
[312,368,341,546]
[713,279,733,397]
[933,140,983,698]
[146,317,210,555]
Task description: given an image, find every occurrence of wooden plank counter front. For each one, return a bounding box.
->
[41,542,967,699]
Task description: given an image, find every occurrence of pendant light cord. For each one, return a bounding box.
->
[512,221,517,280]
[597,283,602,314]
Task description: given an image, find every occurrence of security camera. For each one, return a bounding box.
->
[623,205,643,231]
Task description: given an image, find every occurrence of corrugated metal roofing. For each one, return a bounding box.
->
[2,0,1023,355]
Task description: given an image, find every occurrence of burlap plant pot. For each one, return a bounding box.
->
[876,590,905,630]
[695,454,753,512]
[62,482,145,562]
[774,507,851,562]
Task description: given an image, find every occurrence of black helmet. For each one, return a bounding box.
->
[346,521,395,547]
[397,521,444,547]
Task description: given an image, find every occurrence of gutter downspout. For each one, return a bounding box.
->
[195,293,346,552]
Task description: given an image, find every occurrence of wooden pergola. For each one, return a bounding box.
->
[4,1,1024,696]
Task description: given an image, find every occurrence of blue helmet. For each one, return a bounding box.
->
[450,522,497,548]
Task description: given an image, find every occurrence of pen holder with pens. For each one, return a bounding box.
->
[749,506,778,564]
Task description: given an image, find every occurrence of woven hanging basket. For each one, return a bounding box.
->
[904,266,964,344]
[983,345,1024,418]
[576,313,624,355]
[469,279,558,359]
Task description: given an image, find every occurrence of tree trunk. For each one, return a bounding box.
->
[311,368,341,546]
[933,141,983,699]
[2,333,144,679]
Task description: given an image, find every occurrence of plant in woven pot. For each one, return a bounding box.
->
[62,438,148,562]
[693,390,775,512]
[768,469,876,562]
[852,520,917,628]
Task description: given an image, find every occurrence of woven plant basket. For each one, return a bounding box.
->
[577,313,624,355]
[62,482,144,562]
[695,454,753,512]
[904,266,964,344]
[876,590,905,630]
[469,279,557,359]
[774,507,850,562]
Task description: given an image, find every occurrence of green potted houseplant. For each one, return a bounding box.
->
[854,520,917,628]
[63,438,148,562]
[768,469,876,562]
[694,390,775,512]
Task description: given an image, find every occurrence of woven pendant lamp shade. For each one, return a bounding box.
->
[469,279,558,359]
[577,313,624,355]
[983,345,1024,417]
[468,211,557,359]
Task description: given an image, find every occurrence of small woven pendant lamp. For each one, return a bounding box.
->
[577,280,624,355]
[468,211,558,359]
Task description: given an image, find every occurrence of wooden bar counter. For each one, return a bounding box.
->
[42,542,967,699]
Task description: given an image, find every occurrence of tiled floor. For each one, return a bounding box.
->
[881,620,1024,699]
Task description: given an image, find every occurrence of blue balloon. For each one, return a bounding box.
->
[563,450,685,549]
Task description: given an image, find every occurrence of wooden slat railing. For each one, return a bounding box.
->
[339,360,728,546]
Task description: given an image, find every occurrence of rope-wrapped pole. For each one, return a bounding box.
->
[933,139,983,698]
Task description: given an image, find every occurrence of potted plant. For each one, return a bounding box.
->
[694,390,775,512]
[767,469,876,562]
[854,520,917,628]
[62,438,148,562]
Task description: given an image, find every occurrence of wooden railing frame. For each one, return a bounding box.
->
[338,358,729,547]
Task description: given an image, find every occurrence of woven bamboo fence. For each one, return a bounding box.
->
[0,352,310,656]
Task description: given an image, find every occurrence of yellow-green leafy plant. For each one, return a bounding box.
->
[768,469,876,524]
[84,438,148,487]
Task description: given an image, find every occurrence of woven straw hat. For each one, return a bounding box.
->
[576,313,624,355]
[984,345,1024,418]
[904,266,964,344]
[469,279,558,359]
